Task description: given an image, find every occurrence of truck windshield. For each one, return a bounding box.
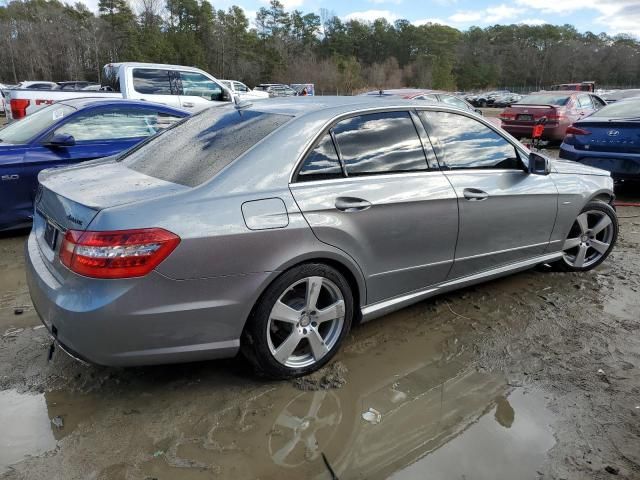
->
[119,106,292,187]
[0,104,76,144]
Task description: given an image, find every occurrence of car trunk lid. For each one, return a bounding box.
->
[500,104,564,125]
[567,121,640,154]
[34,160,189,280]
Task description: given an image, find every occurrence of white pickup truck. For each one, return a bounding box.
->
[4,62,234,121]
[219,80,269,100]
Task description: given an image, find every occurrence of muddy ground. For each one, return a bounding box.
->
[0,121,639,478]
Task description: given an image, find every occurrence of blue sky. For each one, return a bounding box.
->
[77,0,640,37]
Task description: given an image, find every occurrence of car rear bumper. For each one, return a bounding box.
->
[26,231,269,367]
[501,123,565,140]
[559,144,640,181]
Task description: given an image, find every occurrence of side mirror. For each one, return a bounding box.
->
[212,89,232,102]
[45,132,75,148]
[528,152,551,175]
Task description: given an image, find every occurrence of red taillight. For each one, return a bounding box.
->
[565,125,591,136]
[59,228,180,279]
[10,99,30,119]
[545,109,566,121]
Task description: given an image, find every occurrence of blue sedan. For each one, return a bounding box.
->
[0,98,188,230]
[560,97,640,185]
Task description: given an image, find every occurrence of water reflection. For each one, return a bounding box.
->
[0,390,56,473]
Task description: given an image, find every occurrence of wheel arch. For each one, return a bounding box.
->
[242,251,367,338]
[588,190,615,207]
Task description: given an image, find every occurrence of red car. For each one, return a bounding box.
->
[499,91,606,141]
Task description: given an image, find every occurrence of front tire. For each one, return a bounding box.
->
[241,263,354,379]
[553,201,618,272]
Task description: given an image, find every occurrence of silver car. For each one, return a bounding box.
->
[26,97,618,379]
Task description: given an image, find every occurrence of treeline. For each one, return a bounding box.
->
[1,0,640,92]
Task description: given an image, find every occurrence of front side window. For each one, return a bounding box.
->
[234,82,249,93]
[120,107,291,187]
[577,94,593,109]
[54,109,183,141]
[132,69,173,95]
[591,96,606,108]
[297,133,343,182]
[332,111,429,176]
[179,72,223,100]
[419,111,521,170]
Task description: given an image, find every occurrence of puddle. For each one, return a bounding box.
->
[0,391,56,473]
[389,389,556,480]
[1,299,558,479]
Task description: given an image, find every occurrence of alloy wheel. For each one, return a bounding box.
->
[562,210,614,268]
[266,276,346,368]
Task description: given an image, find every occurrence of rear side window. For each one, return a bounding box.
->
[133,69,173,95]
[297,133,343,182]
[120,108,291,187]
[441,95,472,111]
[419,111,521,170]
[54,108,183,141]
[332,111,429,176]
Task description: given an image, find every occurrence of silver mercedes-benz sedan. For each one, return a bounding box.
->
[26,97,618,379]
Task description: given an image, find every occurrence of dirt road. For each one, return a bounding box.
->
[1,201,639,479]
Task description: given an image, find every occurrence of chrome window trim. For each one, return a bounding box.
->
[289,169,450,189]
[288,104,531,185]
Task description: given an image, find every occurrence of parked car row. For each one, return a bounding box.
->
[361,89,482,115]
[2,63,315,122]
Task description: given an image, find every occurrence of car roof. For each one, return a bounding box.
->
[362,88,442,97]
[57,97,189,114]
[236,95,451,118]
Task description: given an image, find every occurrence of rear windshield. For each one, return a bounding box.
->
[119,107,291,187]
[516,94,570,106]
[591,99,640,119]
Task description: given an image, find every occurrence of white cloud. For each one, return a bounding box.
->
[258,0,304,9]
[343,9,400,22]
[517,18,548,25]
[447,4,521,25]
[414,17,451,26]
[485,4,521,22]
[367,0,403,4]
[516,0,638,36]
[449,10,484,23]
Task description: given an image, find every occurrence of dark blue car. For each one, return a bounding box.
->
[560,97,640,185]
[0,98,188,230]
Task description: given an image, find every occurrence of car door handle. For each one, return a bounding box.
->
[182,102,195,108]
[335,197,372,212]
[463,188,489,201]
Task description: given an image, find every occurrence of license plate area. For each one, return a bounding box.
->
[44,221,59,251]
[517,114,533,121]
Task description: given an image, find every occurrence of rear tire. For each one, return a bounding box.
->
[551,201,618,272]
[241,263,354,379]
